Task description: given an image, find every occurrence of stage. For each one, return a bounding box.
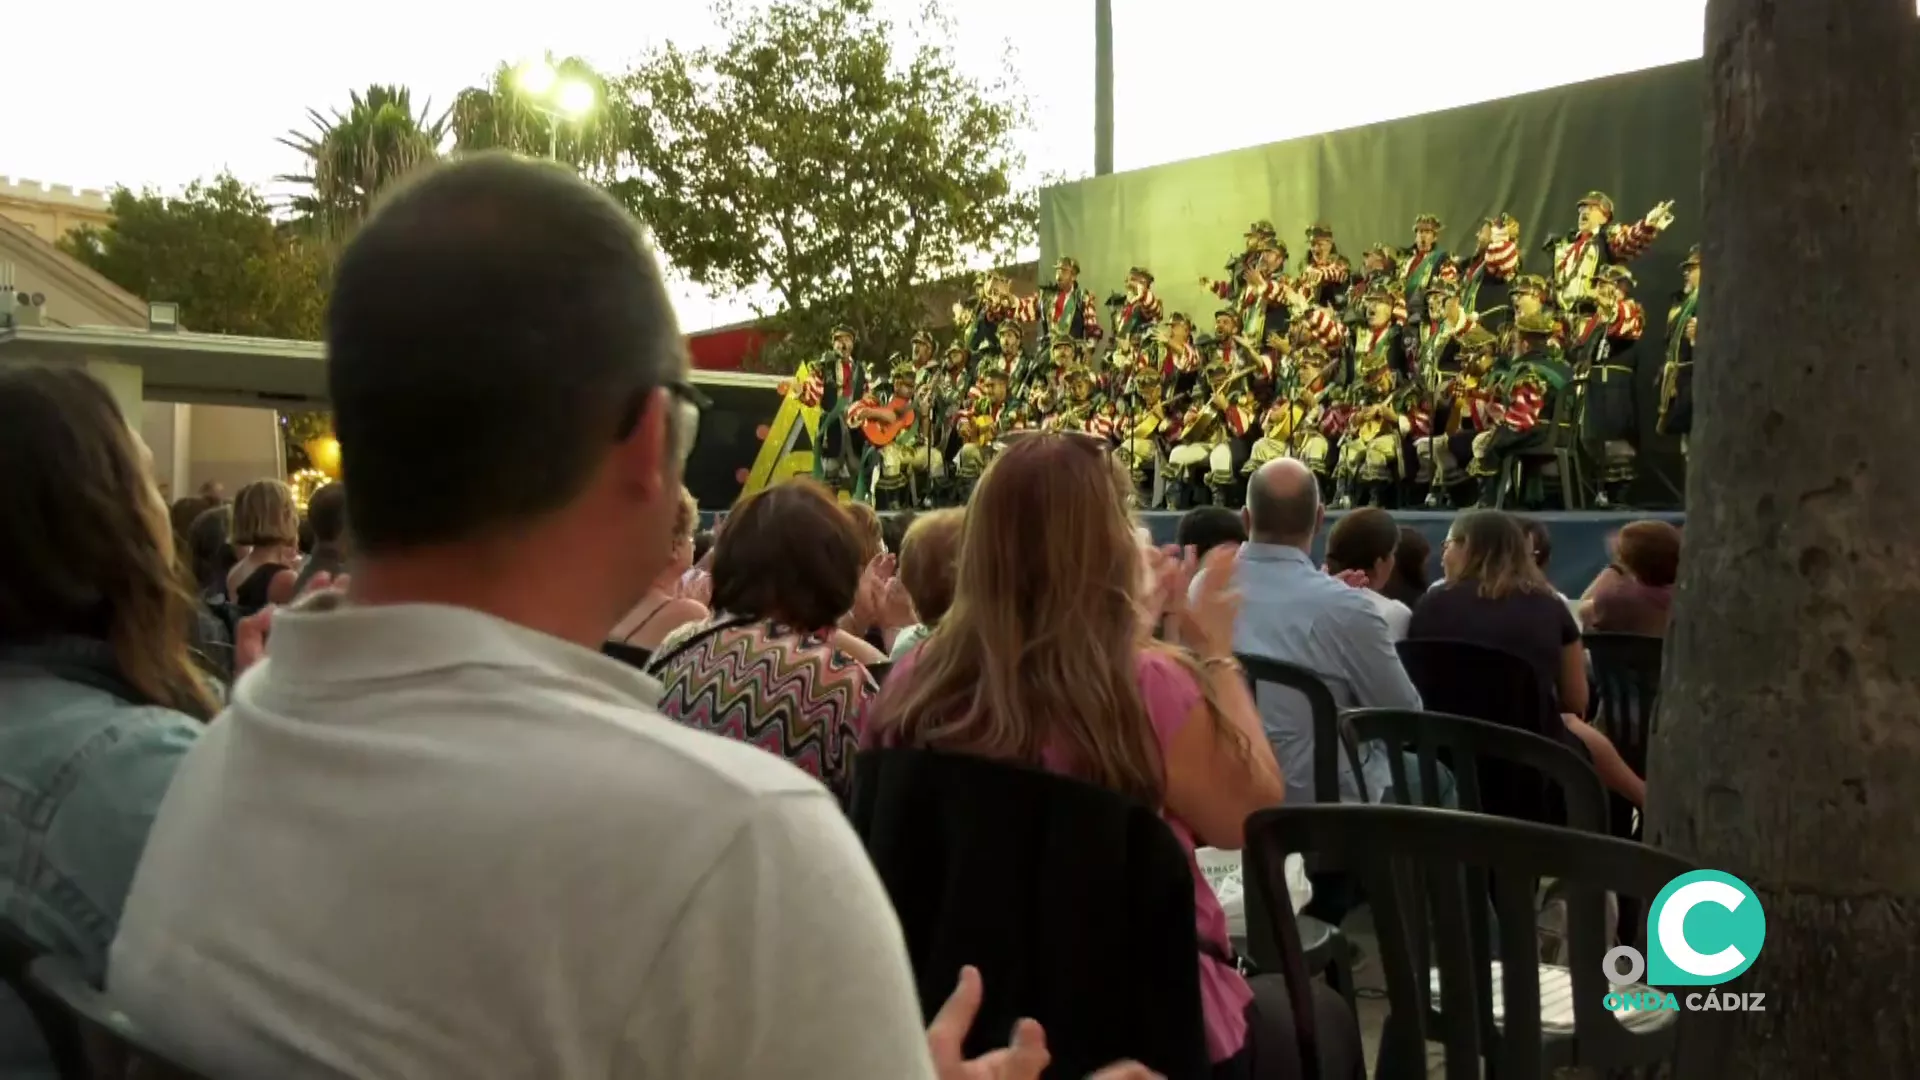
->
[1138,509,1684,597]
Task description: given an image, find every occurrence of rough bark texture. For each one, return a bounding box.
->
[1646,1,1920,1076]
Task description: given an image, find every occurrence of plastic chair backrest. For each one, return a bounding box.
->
[28,954,210,1079]
[1342,708,1608,833]
[1245,804,1692,1079]
[1396,638,1574,825]
[848,747,1236,1080]
[1582,632,1662,773]
[1236,654,1359,803]
[0,919,87,1079]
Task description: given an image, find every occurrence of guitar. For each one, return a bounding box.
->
[859,397,918,446]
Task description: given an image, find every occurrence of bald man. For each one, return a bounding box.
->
[1197,459,1422,807]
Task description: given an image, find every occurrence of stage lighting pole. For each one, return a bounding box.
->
[1094,0,1113,176]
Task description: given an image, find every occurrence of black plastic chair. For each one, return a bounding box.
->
[1396,638,1579,826]
[849,747,1262,1079]
[28,954,210,1079]
[1,919,87,1079]
[601,641,653,671]
[1342,709,1608,834]
[1234,654,1360,1009]
[1245,804,1691,1080]
[1583,633,1663,794]
[1236,654,1360,805]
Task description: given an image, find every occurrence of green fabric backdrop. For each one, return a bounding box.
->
[1040,60,1704,505]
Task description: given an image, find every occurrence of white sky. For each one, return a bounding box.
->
[11,0,1706,331]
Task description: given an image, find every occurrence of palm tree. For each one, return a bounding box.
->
[279,85,449,236]
[449,56,629,181]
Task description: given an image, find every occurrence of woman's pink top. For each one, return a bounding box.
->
[871,648,1252,1061]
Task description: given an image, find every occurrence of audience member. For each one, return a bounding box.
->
[1381,525,1431,608]
[866,436,1359,1080]
[1323,508,1411,641]
[290,482,350,594]
[167,495,218,560]
[691,527,715,567]
[0,367,209,1075]
[185,504,236,598]
[1176,505,1249,558]
[225,479,302,616]
[1409,511,1643,805]
[1218,460,1421,805]
[197,480,226,503]
[113,155,1021,1078]
[1580,520,1681,636]
[846,498,886,565]
[652,481,878,791]
[887,508,963,660]
[882,508,917,556]
[1513,515,1581,623]
[607,488,709,650]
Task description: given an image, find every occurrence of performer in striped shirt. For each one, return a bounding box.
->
[1402,214,1459,325]
[1469,312,1574,506]
[1545,190,1676,313]
[1418,325,1502,507]
[1300,223,1352,310]
[1658,245,1701,454]
[1153,311,1206,393]
[1108,266,1163,342]
[1202,239,1292,367]
[1016,256,1105,345]
[1457,214,1522,331]
[1569,264,1648,507]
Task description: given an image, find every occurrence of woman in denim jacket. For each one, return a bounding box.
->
[0,368,215,1075]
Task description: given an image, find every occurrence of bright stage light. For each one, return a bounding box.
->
[516,61,558,96]
[555,79,596,118]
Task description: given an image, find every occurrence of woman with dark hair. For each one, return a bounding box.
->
[0,367,209,1072]
[864,434,1361,1080]
[651,480,883,794]
[187,503,237,598]
[1410,510,1643,805]
[1380,525,1431,607]
[1579,520,1681,635]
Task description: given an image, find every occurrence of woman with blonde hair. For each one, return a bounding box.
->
[226,479,302,616]
[0,367,210,1073]
[607,488,709,650]
[863,434,1360,1080]
[1410,510,1645,805]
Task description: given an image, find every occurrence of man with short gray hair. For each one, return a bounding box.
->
[1202,459,1422,806]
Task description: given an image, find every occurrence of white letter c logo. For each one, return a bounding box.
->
[1658,879,1746,978]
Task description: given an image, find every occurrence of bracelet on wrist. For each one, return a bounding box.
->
[1200,654,1242,673]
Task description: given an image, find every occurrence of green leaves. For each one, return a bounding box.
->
[448,56,630,181]
[614,0,1035,366]
[278,84,449,238]
[57,175,327,340]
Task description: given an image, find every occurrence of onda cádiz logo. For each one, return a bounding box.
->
[1603,870,1769,1014]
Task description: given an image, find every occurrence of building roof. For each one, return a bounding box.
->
[0,213,148,326]
[0,323,783,407]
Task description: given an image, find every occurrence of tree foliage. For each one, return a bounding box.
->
[279,84,448,237]
[615,0,1034,365]
[450,56,630,182]
[58,175,327,339]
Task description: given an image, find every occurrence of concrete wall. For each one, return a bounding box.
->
[182,404,283,495]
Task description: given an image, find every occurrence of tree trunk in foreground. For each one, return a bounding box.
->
[1648,1,1920,1076]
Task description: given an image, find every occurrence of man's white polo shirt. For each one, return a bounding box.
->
[110,601,934,1078]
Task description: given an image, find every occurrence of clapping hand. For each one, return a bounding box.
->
[1184,544,1243,660]
[232,570,351,676]
[929,966,1162,1080]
